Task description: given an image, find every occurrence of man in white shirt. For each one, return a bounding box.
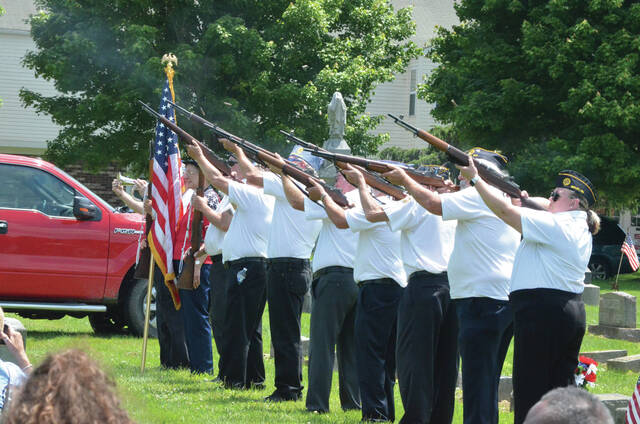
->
[346,164,458,424]
[221,142,322,402]
[309,175,405,422]
[0,307,31,413]
[384,148,520,424]
[186,142,274,390]
[276,169,361,414]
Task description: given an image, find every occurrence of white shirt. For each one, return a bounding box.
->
[263,173,322,259]
[385,196,456,276]
[204,195,234,256]
[221,181,275,262]
[0,360,26,411]
[304,190,359,273]
[511,210,591,294]
[346,203,406,287]
[441,186,520,300]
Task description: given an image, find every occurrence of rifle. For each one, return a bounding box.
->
[304,148,447,189]
[134,140,153,279]
[387,114,545,210]
[280,130,406,200]
[176,170,205,290]
[138,101,235,178]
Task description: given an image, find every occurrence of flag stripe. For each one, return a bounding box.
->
[622,233,640,272]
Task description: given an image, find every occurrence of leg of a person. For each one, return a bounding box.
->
[430,291,459,424]
[153,265,171,368]
[208,259,227,377]
[179,263,214,374]
[551,297,586,388]
[267,260,311,397]
[244,261,268,387]
[397,276,447,424]
[335,273,361,412]
[355,283,403,422]
[455,297,513,424]
[155,263,189,369]
[306,270,359,412]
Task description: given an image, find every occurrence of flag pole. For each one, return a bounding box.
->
[613,251,624,291]
[140,257,155,373]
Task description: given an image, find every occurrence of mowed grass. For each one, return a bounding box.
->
[7,272,640,423]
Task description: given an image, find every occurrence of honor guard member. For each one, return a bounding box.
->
[186,142,274,389]
[222,142,322,402]
[457,161,599,424]
[384,148,520,424]
[174,159,219,374]
[275,168,361,414]
[309,174,406,423]
[349,164,458,424]
[195,190,234,380]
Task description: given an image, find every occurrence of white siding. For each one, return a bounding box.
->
[0,0,60,154]
[365,0,458,151]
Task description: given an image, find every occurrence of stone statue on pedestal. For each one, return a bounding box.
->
[320,92,351,183]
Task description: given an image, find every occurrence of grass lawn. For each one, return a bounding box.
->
[6,272,640,423]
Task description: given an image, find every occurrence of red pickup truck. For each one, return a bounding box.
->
[0,154,156,336]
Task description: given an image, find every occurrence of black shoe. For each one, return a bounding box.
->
[264,390,301,402]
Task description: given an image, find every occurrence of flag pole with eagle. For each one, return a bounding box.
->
[147,53,184,310]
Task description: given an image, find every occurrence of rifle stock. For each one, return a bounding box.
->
[387,114,545,210]
[139,101,234,178]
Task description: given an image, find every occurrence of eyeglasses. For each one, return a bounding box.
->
[550,190,562,202]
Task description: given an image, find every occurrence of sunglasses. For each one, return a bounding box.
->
[550,190,564,202]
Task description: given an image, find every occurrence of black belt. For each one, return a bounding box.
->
[224,256,267,269]
[313,266,353,281]
[268,257,310,265]
[408,270,449,287]
[210,254,222,264]
[357,277,398,288]
[409,270,447,279]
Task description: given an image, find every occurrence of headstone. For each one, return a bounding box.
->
[599,292,636,328]
[584,269,593,284]
[596,394,630,424]
[607,354,640,373]
[588,324,640,342]
[580,350,627,363]
[0,317,27,365]
[582,283,600,306]
[498,376,512,402]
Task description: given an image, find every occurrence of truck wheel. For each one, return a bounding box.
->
[88,312,125,335]
[588,258,610,281]
[126,278,158,338]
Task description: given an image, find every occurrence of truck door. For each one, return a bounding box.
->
[0,163,109,300]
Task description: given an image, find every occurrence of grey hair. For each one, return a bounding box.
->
[524,387,613,424]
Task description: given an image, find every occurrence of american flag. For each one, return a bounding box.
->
[626,375,640,423]
[147,74,184,309]
[622,233,640,272]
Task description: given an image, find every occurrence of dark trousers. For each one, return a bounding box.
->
[178,260,213,374]
[355,280,404,422]
[397,272,458,424]
[154,264,189,369]
[219,258,267,388]
[306,267,360,413]
[208,256,226,377]
[267,258,312,396]
[511,289,586,424]
[454,297,513,424]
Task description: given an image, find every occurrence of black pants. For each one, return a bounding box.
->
[153,264,189,369]
[355,279,404,422]
[208,256,226,378]
[397,272,458,424]
[511,288,586,424]
[267,258,312,396]
[219,257,267,388]
[306,266,360,413]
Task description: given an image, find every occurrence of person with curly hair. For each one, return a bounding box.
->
[3,349,134,424]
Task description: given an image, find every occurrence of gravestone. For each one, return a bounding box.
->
[580,350,627,363]
[0,317,27,365]
[599,292,636,328]
[607,354,640,373]
[596,393,630,424]
[582,284,600,306]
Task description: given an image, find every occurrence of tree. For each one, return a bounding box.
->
[421,0,640,205]
[21,0,420,171]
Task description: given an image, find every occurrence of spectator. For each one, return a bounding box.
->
[523,386,613,424]
[0,307,31,414]
[3,349,134,424]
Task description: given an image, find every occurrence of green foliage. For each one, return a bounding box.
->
[22,0,420,171]
[422,0,640,205]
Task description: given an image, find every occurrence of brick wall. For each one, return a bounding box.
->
[63,163,123,207]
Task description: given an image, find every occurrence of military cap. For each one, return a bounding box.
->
[468,147,508,172]
[555,170,597,207]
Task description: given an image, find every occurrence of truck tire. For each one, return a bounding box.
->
[126,278,158,338]
[88,312,126,335]
[588,257,610,281]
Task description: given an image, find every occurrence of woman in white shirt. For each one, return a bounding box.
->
[457,160,599,424]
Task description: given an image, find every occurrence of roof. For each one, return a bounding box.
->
[0,0,39,32]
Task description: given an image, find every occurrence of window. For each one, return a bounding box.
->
[0,164,76,217]
[409,70,417,116]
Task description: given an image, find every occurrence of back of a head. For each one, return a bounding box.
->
[524,387,613,424]
[3,349,134,424]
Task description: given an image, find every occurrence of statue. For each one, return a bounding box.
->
[327,92,346,140]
